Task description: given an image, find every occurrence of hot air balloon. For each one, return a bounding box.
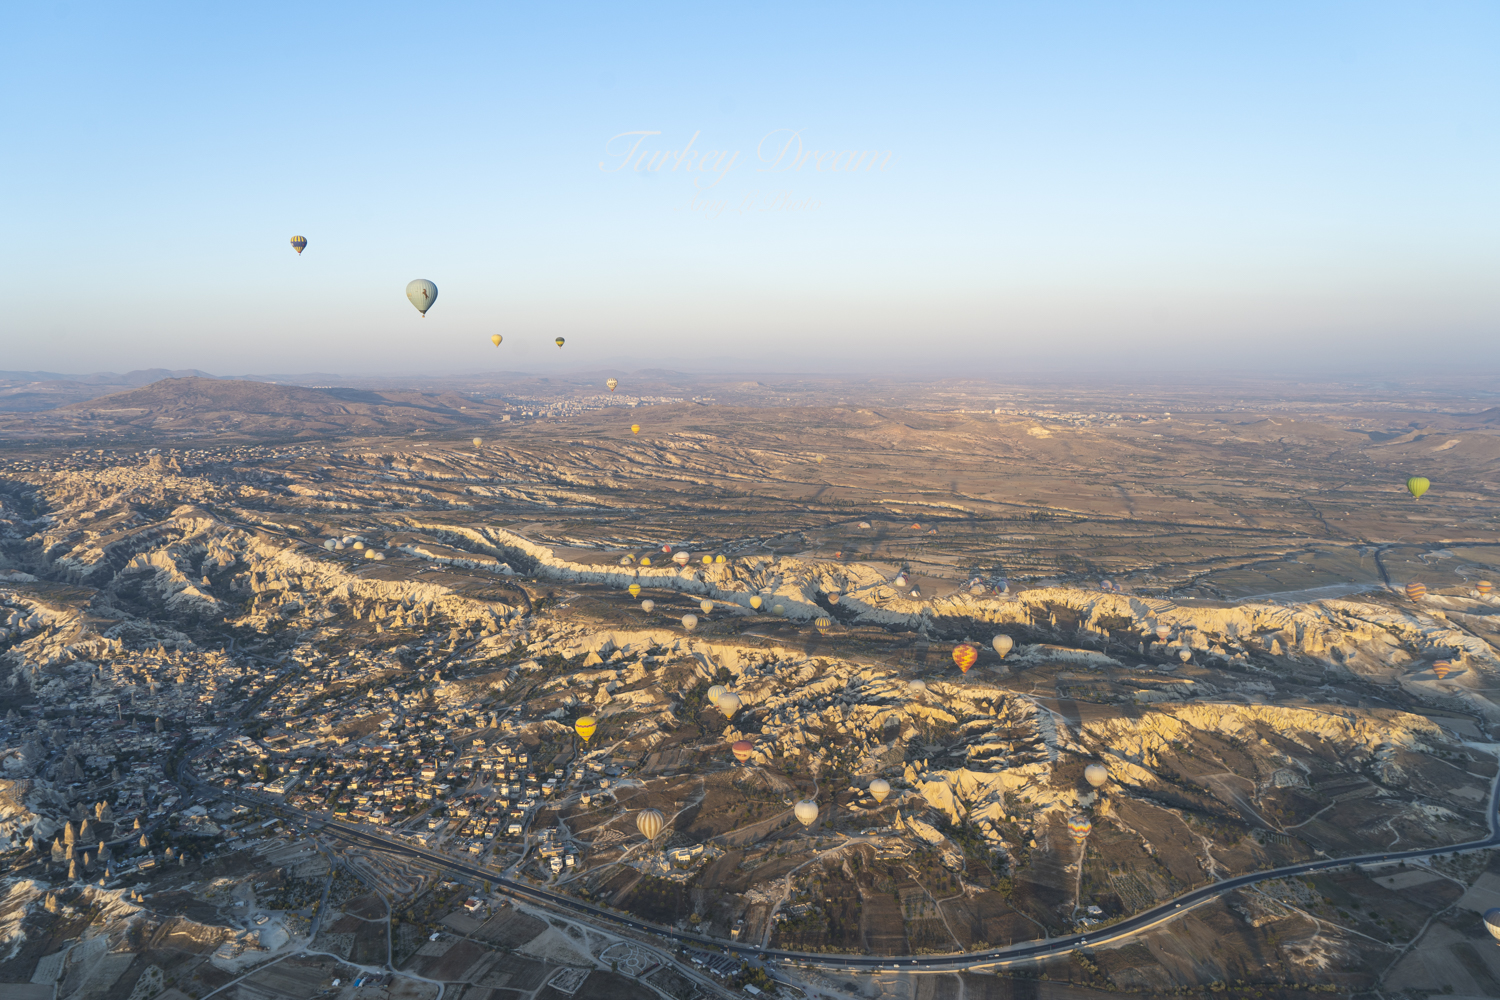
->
[952,644,979,674]
[815,616,832,633]
[706,684,727,705]
[701,554,713,565]
[1177,648,1192,663]
[908,679,928,694]
[827,591,841,605]
[1406,477,1430,499]
[628,584,641,598]
[491,335,502,347]
[636,809,665,840]
[700,600,714,615]
[406,279,438,317]
[794,800,819,827]
[1482,907,1500,943]
[749,596,763,610]
[732,740,754,763]
[639,556,651,566]
[1432,660,1457,679]
[716,692,742,717]
[1067,814,1093,842]
[673,551,691,567]
[290,235,307,255]
[1406,581,1427,601]
[555,337,566,349]
[992,635,1013,658]
[869,778,891,804]
[1084,764,1109,788]
[641,600,654,612]
[681,614,698,631]
[472,437,483,448]
[1155,624,1171,641]
[771,603,786,616]
[1478,580,1493,596]
[574,716,597,743]
[631,424,641,434]
[607,378,618,392]
[715,555,726,564]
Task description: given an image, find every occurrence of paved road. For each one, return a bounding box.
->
[201,747,1499,973]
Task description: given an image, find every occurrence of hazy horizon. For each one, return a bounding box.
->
[4,2,1498,376]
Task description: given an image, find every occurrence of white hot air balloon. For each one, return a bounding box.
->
[908,679,928,694]
[406,279,438,316]
[992,634,1013,658]
[1084,764,1109,788]
[794,800,819,827]
[706,684,727,705]
[640,599,655,612]
[681,614,698,631]
[636,809,665,840]
[716,692,742,717]
[1178,647,1192,663]
[673,551,691,567]
[700,599,714,615]
[472,437,483,448]
[1484,907,1500,943]
[606,378,618,392]
[1155,624,1171,641]
[869,778,891,804]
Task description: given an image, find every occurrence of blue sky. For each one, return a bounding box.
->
[3,2,1497,376]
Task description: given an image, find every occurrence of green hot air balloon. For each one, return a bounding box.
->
[1406,477,1430,499]
[406,279,438,317]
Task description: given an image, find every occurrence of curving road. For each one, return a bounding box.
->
[189,746,1500,973]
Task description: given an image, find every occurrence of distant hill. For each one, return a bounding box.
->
[0,369,222,412]
[58,377,504,437]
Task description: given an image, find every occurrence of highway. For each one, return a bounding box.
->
[190,744,1500,973]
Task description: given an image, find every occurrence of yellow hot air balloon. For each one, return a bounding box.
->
[639,556,651,566]
[636,808,666,840]
[715,554,725,564]
[699,599,714,615]
[607,378,618,392]
[702,554,713,565]
[555,337,566,349]
[869,778,891,803]
[1478,580,1494,596]
[628,583,641,598]
[1406,477,1430,499]
[290,235,307,255]
[631,424,641,434]
[491,335,502,347]
[952,644,979,674]
[472,437,483,448]
[574,716,597,743]
[815,616,832,633]
[749,596,763,610]
[706,684,727,705]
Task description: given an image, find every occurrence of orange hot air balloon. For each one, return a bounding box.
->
[732,740,754,763]
[1406,581,1427,602]
[952,643,979,674]
[1477,580,1493,596]
[1432,660,1456,679]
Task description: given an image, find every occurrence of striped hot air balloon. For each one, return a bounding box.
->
[636,809,665,840]
[1406,581,1427,602]
[1067,815,1093,842]
[732,740,754,763]
[815,616,832,633]
[290,235,307,255]
[1432,661,1458,679]
[952,643,979,674]
[1477,580,1493,596]
[628,583,641,598]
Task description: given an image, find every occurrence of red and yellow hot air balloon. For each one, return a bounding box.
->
[1477,580,1493,596]
[1432,660,1457,679]
[1406,581,1427,602]
[732,740,754,763]
[952,643,979,674]
[1067,814,1093,842]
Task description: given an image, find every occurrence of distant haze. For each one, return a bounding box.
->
[3,4,1497,376]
